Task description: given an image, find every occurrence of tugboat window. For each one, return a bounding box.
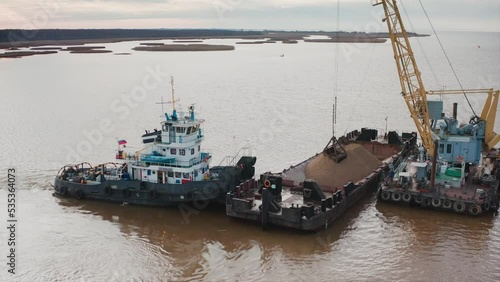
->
[191,148,195,155]
[171,149,176,155]
[198,145,200,151]
[175,172,181,178]
[446,144,452,154]
[167,171,174,177]
[176,127,186,133]
[180,149,185,156]
[183,173,189,179]
[439,144,444,154]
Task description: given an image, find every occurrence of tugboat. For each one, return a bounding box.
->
[373,0,500,215]
[226,129,413,231]
[54,77,256,206]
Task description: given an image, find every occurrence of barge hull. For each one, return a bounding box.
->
[227,169,383,231]
[225,129,411,231]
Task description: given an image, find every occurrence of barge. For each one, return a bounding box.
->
[226,129,413,231]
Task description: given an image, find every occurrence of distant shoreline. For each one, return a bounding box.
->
[0,29,429,58]
[0,29,429,49]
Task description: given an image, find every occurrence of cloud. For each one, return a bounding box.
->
[0,0,498,31]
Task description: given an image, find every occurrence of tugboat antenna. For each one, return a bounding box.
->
[157,76,180,116]
[155,96,165,117]
[155,94,171,118]
[168,76,180,111]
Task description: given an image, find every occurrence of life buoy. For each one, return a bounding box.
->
[453,201,466,213]
[483,201,491,212]
[414,195,423,204]
[381,191,391,201]
[123,189,132,198]
[469,204,481,216]
[105,186,113,195]
[431,197,442,208]
[264,180,271,188]
[150,190,158,199]
[75,189,84,199]
[402,193,411,203]
[442,199,452,209]
[59,186,68,196]
[391,192,401,202]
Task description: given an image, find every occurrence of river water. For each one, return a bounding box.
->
[0,31,499,281]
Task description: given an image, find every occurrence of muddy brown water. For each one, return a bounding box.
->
[1,31,499,281]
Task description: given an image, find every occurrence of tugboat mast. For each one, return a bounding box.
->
[168,76,180,111]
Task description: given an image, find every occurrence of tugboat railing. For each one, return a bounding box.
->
[141,155,212,168]
[220,147,253,166]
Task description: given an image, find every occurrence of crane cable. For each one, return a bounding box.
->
[399,0,441,89]
[417,0,477,117]
[333,0,340,136]
[400,0,451,116]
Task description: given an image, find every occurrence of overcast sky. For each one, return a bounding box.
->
[1,0,499,32]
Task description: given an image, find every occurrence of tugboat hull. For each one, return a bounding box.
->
[54,177,231,207]
[54,164,249,207]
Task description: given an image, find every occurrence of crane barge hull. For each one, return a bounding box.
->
[378,148,500,215]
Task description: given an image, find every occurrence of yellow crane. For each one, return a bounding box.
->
[372,0,500,158]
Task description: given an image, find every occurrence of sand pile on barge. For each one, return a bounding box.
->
[305,143,382,189]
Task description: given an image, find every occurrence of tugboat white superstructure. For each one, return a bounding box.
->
[54,77,256,206]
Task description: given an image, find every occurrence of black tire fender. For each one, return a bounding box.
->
[391,192,401,202]
[402,193,411,203]
[442,199,452,209]
[469,204,482,216]
[431,197,442,208]
[381,191,391,201]
[59,186,68,196]
[75,189,84,199]
[454,201,466,213]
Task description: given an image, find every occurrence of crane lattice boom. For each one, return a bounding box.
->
[373,0,434,156]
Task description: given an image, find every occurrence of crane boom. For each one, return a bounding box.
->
[372,0,434,156]
[373,0,500,156]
